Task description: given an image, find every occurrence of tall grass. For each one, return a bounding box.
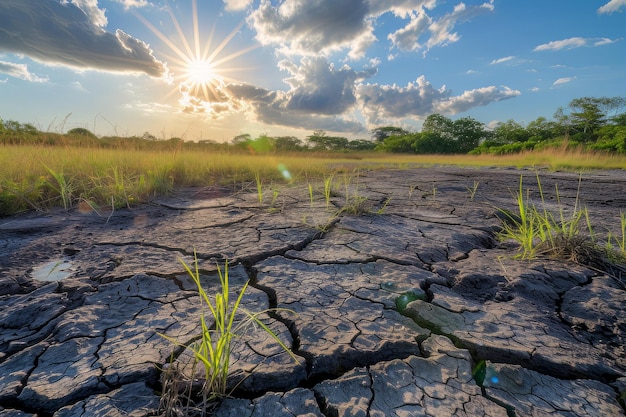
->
[0,145,336,215]
[2,144,626,216]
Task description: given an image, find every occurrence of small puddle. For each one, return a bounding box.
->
[31,259,75,282]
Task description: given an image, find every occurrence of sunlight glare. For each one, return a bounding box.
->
[137,0,257,107]
[186,58,217,85]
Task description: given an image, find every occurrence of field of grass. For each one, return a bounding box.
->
[1,143,626,216]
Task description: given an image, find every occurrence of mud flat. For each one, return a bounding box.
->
[1,166,625,416]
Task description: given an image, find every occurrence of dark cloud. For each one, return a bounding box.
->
[249,0,374,57]
[228,80,366,133]
[278,57,375,115]
[0,0,167,77]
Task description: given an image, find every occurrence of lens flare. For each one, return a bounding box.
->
[277,163,292,181]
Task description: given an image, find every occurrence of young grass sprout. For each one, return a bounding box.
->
[467,180,480,200]
[254,171,263,205]
[159,253,299,416]
[308,183,314,207]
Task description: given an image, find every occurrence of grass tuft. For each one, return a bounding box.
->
[159,253,299,416]
[497,174,626,283]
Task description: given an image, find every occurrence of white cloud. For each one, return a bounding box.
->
[387,9,431,52]
[0,60,48,82]
[0,0,168,77]
[66,0,107,27]
[71,81,89,92]
[434,85,520,114]
[534,37,620,51]
[114,0,149,10]
[534,37,587,51]
[598,0,626,14]
[594,37,621,46]
[249,0,494,59]
[553,77,575,86]
[356,74,518,126]
[490,56,515,65]
[357,76,449,125]
[224,0,254,11]
[368,0,436,17]
[423,1,494,53]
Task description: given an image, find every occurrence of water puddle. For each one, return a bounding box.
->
[31,259,75,282]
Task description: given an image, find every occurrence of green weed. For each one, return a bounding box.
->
[498,176,538,259]
[323,174,334,209]
[159,254,298,415]
[254,171,263,205]
[498,175,626,277]
[607,212,626,256]
[467,180,480,200]
[308,183,314,207]
[408,184,417,200]
[376,196,392,214]
[43,164,74,209]
[270,186,279,208]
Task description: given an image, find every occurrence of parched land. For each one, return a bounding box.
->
[1,166,625,416]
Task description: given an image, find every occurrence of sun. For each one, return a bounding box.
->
[183,57,225,100]
[186,58,217,85]
[137,0,258,108]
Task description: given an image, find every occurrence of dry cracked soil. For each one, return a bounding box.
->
[0,166,625,417]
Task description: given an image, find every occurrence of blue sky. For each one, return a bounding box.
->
[0,0,624,141]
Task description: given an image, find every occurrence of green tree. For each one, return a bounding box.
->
[371,126,410,142]
[230,133,252,149]
[422,114,454,139]
[569,97,606,142]
[274,136,304,151]
[413,132,454,154]
[67,127,97,138]
[451,117,488,153]
[376,133,417,153]
[421,114,487,153]
[307,130,349,150]
[346,139,376,151]
[553,107,572,140]
[526,116,557,142]
[491,120,529,144]
[595,96,626,119]
[249,134,276,153]
[610,113,626,126]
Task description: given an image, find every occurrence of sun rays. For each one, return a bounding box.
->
[136,0,256,108]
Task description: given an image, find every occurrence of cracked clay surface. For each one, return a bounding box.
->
[1,166,625,416]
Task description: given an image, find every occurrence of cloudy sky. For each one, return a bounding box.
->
[0,0,624,141]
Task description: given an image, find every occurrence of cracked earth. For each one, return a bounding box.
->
[1,166,625,416]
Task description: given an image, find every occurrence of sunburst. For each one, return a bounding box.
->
[136,0,256,105]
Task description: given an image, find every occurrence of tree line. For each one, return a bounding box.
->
[374,96,626,155]
[1,96,625,154]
